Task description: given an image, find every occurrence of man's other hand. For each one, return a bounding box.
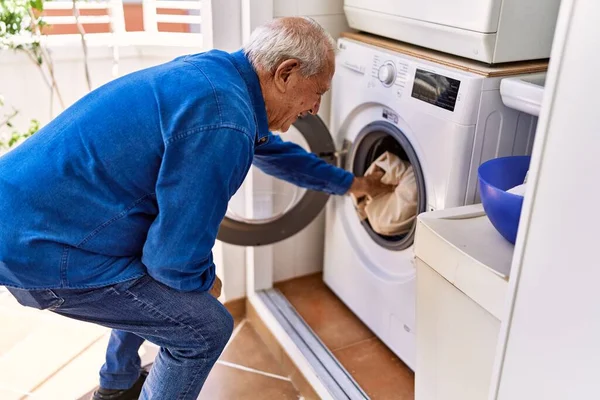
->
[209,276,222,298]
[348,171,396,198]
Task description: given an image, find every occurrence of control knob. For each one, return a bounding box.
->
[378,62,396,86]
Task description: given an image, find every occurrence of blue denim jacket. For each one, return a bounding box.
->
[0,49,353,292]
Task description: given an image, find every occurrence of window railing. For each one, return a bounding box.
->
[36,0,206,47]
[43,0,125,33]
[142,0,202,32]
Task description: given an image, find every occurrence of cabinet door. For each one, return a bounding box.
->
[416,259,500,400]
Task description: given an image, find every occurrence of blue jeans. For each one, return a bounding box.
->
[7,274,233,399]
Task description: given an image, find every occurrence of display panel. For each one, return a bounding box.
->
[411,69,461,112]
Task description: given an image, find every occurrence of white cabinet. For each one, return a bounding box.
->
[416,259,500,400]
[414,205,513,400]
[491,1,600,398]
[344,0,562,63]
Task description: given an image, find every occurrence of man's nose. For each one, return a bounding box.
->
[309,98,321,115]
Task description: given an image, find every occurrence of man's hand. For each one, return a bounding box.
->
[209,276,222,298]
[348,171,396,198]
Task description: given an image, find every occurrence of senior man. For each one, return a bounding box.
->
[0,17,391,399]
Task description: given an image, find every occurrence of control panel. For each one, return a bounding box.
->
[371,55,462,112]
[336,38,480,127]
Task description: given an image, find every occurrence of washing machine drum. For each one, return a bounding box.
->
[350,121,427,251]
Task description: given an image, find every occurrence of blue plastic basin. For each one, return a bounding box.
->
[478,156,531,244]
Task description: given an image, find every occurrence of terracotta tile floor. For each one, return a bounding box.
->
[276,273,415,399]
[0,289,301,400]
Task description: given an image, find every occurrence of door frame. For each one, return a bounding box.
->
[230,4,357,398]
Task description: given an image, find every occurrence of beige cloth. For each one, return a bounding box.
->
[351,151,418,236]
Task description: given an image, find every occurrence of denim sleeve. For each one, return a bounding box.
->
[253,134,354,195]
[142,127,253,292]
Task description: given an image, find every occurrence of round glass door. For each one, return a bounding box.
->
[347,121,427,251]
[226,129,309,224]
[217,114,337,246]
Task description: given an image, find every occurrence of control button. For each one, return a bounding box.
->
[378,62,396,87]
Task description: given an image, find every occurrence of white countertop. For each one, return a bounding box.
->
[414,204,514,319]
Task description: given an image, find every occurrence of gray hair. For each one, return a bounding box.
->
[243,17,336,77]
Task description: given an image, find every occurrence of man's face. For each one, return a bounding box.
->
[266,51,335,132]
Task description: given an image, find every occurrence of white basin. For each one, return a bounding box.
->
[500,72,546,116]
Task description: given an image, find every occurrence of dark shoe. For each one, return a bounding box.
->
[92,370,148,400]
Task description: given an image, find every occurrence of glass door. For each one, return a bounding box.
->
[217,114,338,246]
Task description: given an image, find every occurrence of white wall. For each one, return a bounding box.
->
[0,37,201,135]
[222,0,351,300]
[269,0,350,284]
[273,0,349,128]
[491,0,600,398]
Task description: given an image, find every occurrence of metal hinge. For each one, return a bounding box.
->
[318,139,351,169]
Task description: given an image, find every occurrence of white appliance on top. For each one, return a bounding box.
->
[323,37,539,369]
[343,0,562,64]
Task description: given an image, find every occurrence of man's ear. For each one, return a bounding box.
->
[274,59,300,92]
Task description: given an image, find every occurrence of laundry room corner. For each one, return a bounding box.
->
[4,0,598,398]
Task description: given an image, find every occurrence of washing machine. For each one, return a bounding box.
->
[215,34,540,370]
[322,37,540,370]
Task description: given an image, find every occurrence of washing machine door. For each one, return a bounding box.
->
[217,114,339,246]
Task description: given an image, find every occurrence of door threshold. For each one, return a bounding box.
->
[248,289,369,400]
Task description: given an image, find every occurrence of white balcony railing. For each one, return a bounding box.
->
[37,0,206,47]
[143,0,202,32]
[43,0,125,33]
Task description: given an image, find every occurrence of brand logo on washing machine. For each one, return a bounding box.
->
[382,108,399,124]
